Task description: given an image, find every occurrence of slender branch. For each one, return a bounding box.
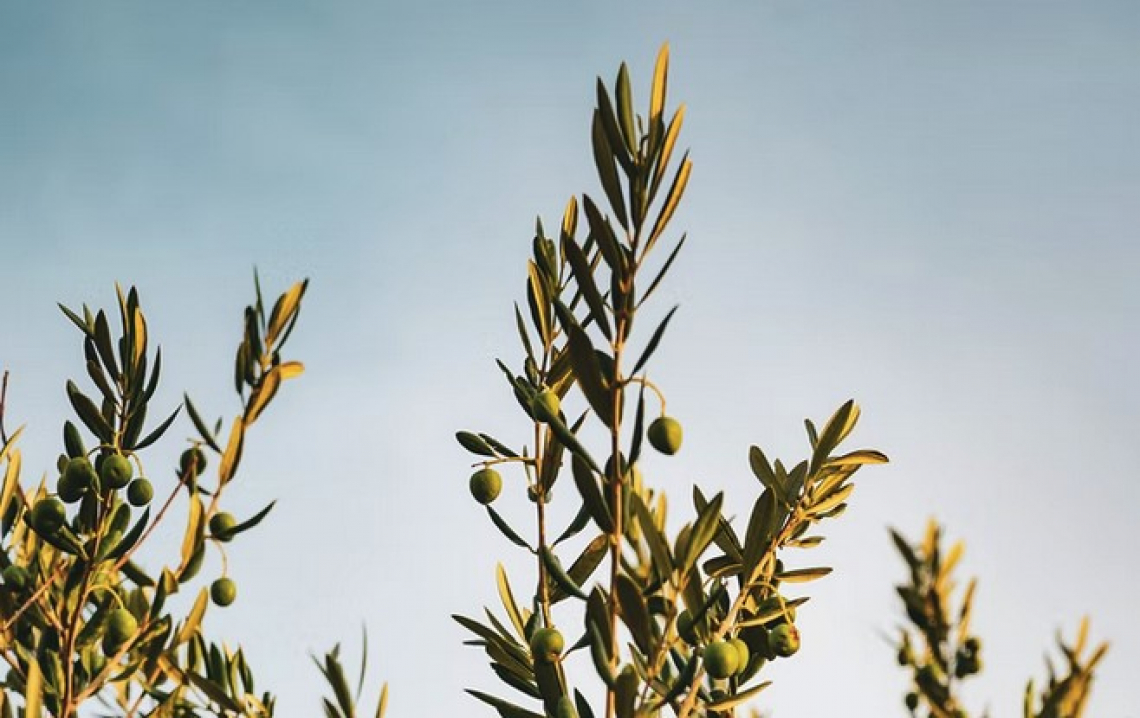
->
[0,562,69,634]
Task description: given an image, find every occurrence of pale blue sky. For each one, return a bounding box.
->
[1,2,1137,716]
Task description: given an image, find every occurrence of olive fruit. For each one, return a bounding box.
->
[676,609,700,645]
[211,577,237,607]
[469,469,502,505]
[126,478,153,507]
[101,454,133,490]
[209,512,237,541]
[63,457,97,491]
[739,623,774,660]
[530,627,564,663]
[531,389,561,423]
[768,623,801,658]
[2,565,29,591]
[730,638,751,674]
[31,497,67,535]
[704,640,740,679]
[57,473,86,504]
[647,416,683,455]
[105,608,138,645]
[180,448,207,477]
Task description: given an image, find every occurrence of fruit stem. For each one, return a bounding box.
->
[623,376,666,414]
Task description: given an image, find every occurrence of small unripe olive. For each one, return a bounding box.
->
[180,448,208,477]
[31,497,67,535]
[209,512,237,541]
[905,692,920,711]
[2,565,29,591]
[647,416,683,455]
[106,608,138,644]
[676,609,700,645]
[101,454,133,490]
[57,472,86,504]
[530,627,564,663]
[767,623,800,658]
[704,640,739,679]
[729,638,751,674]
[126,478,153,507]
[211,577,237,607]
[63,457,97,490]
[469,469,502,505]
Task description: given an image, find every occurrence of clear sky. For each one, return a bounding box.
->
[1,1,1137,716]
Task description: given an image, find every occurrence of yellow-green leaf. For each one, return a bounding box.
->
[174,588,209,646]
[218,418,245,486]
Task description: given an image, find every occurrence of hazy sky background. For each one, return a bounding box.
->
[1,1,1137,716]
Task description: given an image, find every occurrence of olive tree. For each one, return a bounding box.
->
[891,521,1108,718]
[0,277,308,716]
[451,44,888,718]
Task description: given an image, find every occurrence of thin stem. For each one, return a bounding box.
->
[0,562,68,634]
[604,322,626,718]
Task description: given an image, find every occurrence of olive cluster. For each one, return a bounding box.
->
[676,592,801,684]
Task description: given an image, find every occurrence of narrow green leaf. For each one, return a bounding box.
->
[615,574,652,653]
[487,506,534,551]
[631,493,673,581]
[827,449,889,467]
[810,400,860,475]
[648,154,692,250]
[776,566,832,583]
[106,507,151,560]
[630,306,678,376]
[649,105,686,205]
[615,63,636,154]
[132,404,182,451]
[456,431,496,457]
[227,501,276,539]
[563,233,612,341]
[706,681,772,711]
[591,112,629,231]
[184,394,221,452]
[571,455,613,533]
[648,44,669,143]
[552,301,612,427]
[595,78,634,175]
[496,564,527,640]
[549,533,608,604]
[66,380,113,443]
[541,546,587,600]
[638,234,685,307]
[93,310,121,381]
[681,490,724,571]
[466,690,546,718]
[582,196,623,272]
[552,504,591,546]
[514,303,536,364]
[58,303,93,336]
